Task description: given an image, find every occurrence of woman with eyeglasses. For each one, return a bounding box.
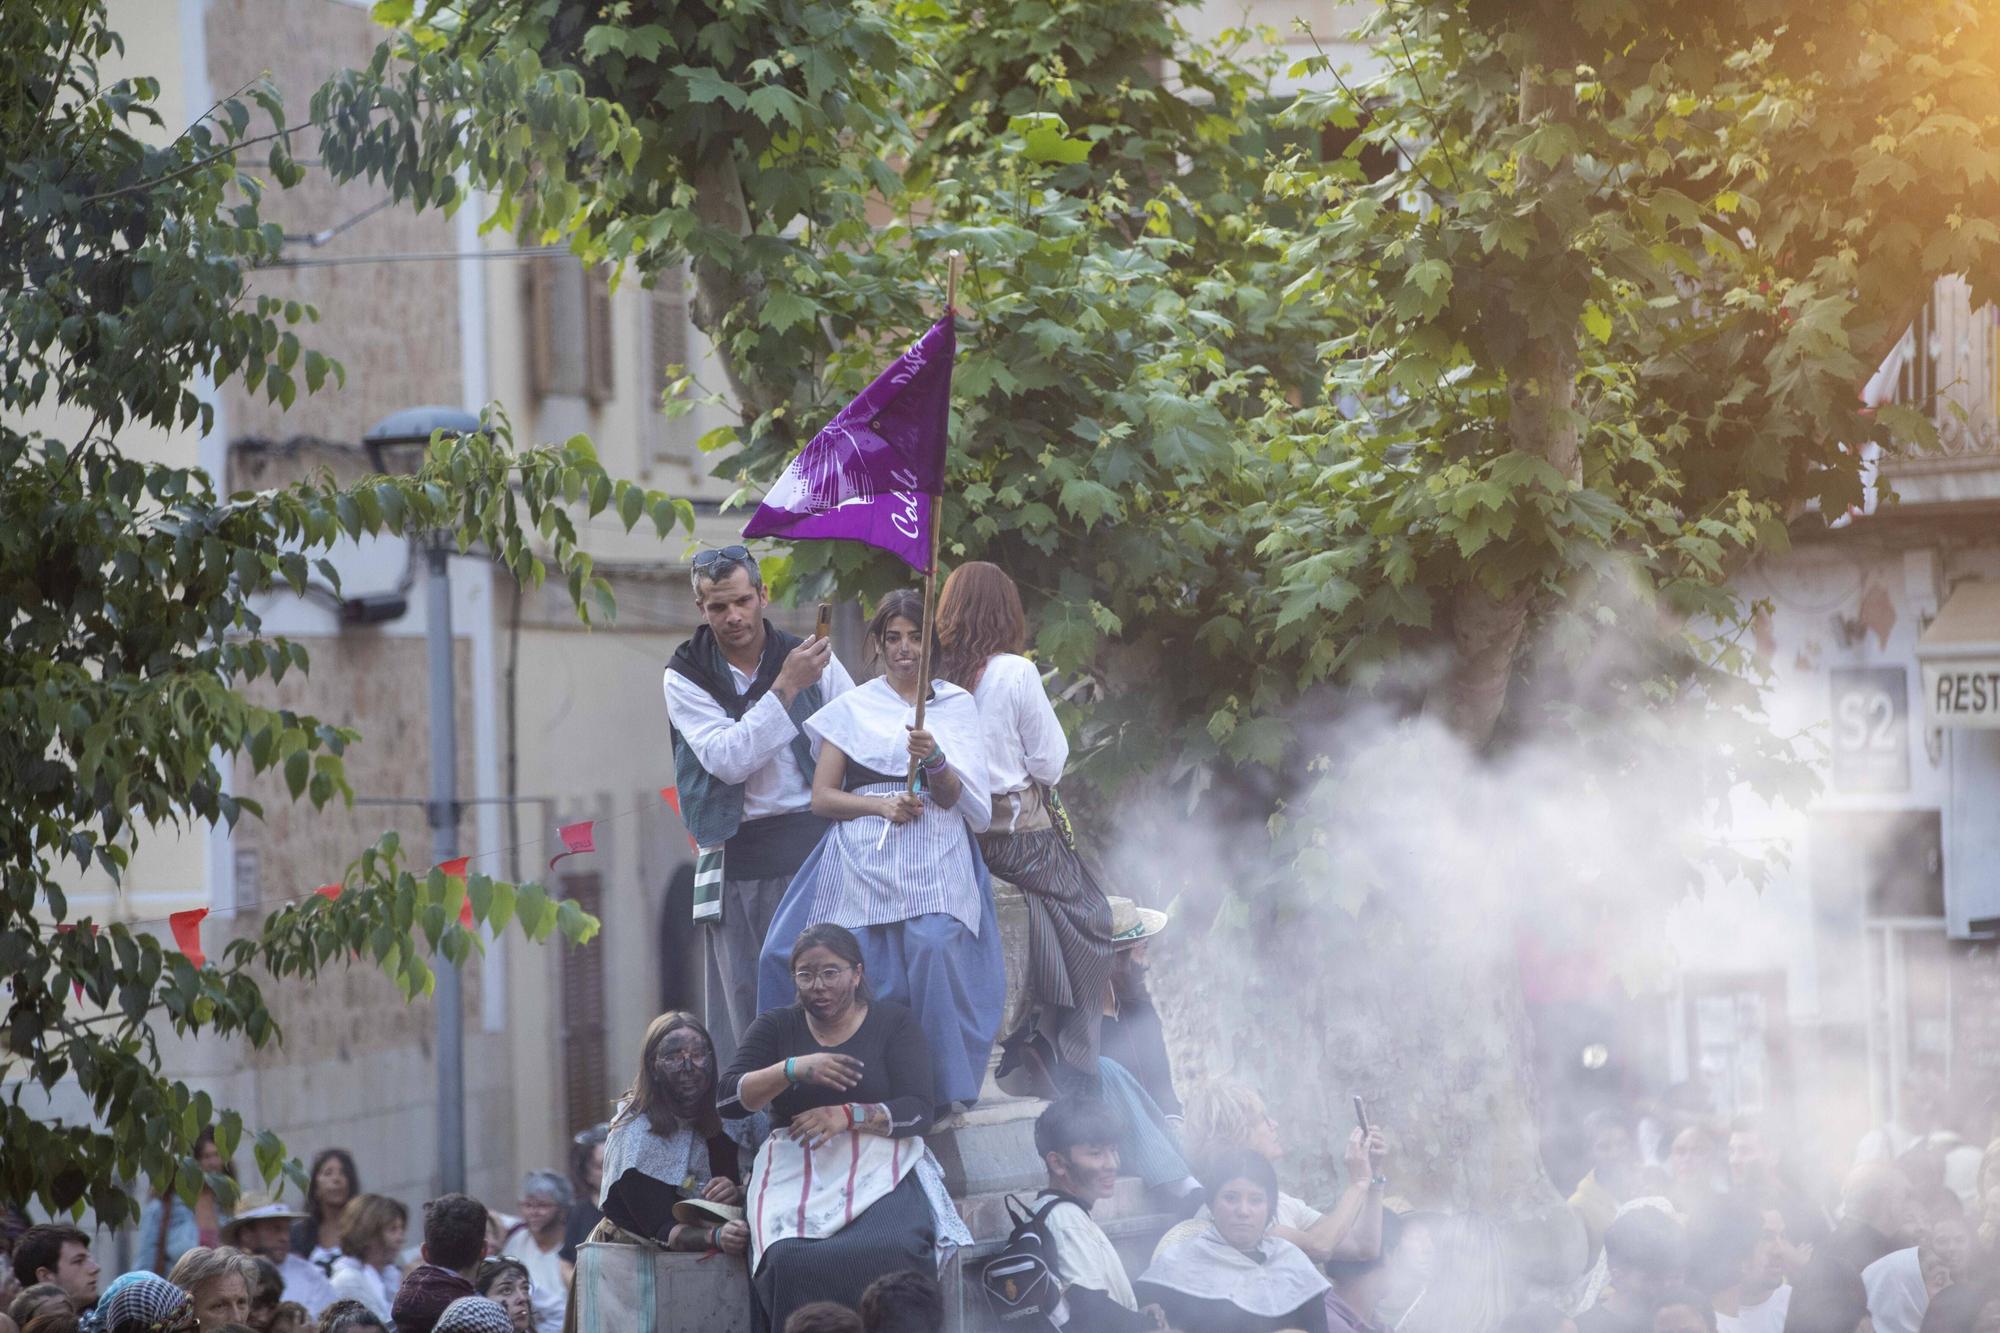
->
[721,923,971,1333]
[752,588,1003,1115]
[590,1012,762,1256]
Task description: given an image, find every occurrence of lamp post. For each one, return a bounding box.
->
[364,405,483,1196]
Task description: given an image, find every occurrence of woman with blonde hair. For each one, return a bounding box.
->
[935,560,1113,1095]
[1170,1080,1386,1266]
[324,1196,407,1322]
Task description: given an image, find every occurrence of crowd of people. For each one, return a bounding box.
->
[19,553,2000,1333]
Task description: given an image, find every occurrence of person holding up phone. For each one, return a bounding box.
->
[1160,1082,1390,1268]
[664,547,854,1068]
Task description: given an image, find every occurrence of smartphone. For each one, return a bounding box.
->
[815,601,833,641]
[1353,1095,1369,1135]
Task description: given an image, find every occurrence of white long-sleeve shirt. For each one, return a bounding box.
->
[662,651,854,822]
[970,653,1069,798]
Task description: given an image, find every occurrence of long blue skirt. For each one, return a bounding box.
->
[755,830,1005,1108]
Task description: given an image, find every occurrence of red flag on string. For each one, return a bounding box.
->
[435,857,473,925]
[315,884,342,900]
[169,909,208,969]
[548,820,596,870]
[660,786,697,852]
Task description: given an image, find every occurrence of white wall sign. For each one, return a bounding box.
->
[1922,662,2000,728]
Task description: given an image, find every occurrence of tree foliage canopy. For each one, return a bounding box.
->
[347,0,2000,815]
[1,0,691,1221]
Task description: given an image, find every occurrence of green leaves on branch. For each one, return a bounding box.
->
[4,0,686,1228]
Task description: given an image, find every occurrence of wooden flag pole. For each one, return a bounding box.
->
[905,251,963,792]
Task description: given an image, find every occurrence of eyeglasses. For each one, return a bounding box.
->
[652,1048,707,1069]
[793,964,855,989]
[691,545,752,573]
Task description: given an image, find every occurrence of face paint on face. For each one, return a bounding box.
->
[653,1028,715,1109]
[878,617,923,686]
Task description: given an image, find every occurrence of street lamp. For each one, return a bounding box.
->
[363,405,483,1196]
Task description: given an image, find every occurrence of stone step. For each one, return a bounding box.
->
[927,1094,1047,1197]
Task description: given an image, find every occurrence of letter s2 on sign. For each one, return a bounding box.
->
[1831,666,1911,794]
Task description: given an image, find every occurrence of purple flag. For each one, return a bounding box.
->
[743,315,954,572]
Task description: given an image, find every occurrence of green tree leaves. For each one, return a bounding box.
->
[1,1,690,1225]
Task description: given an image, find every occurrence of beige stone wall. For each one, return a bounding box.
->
[220,613,522,1209]
[205,0,464,451]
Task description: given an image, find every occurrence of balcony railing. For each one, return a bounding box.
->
[1880,275,2000,461]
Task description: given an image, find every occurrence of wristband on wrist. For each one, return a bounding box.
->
[710,1226,722,1250]
[845,1103,858,1128]
[784,1056,797,1084]
[920,748,946,773]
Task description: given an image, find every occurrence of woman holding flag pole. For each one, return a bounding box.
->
[739,258,1004,1111]
[752,586,1003,1112]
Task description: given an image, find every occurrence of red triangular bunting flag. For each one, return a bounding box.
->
[315,884,342,900]
[660,786,697,851]
[169,909,208,969]
[548,820,597,871]
[435,857,473,926]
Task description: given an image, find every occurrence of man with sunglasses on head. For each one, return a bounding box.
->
[665,546,854,1066]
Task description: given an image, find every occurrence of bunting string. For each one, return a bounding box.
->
[33,789,696,969]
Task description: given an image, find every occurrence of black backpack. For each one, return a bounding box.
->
[980,1194,1070,1332]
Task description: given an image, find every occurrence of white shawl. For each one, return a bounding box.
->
[1139,1226,1330,1319]
[805,677,992,833]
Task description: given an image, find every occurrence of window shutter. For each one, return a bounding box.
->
[526,258,556,399]
[559,873,609,1138]
[650,268,688,413]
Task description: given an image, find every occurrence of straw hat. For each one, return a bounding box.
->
[671,1197,745,1227]
[1108,896,1168,947]
[220,1194,307,1244]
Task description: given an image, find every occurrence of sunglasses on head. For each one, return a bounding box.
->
[691,545,752,573]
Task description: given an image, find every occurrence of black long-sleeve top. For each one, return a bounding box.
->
[1101,993,1180,1118]
[718,1000,934,1136]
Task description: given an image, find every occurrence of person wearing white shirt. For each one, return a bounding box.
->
[499,1174,572,1333]
[323,1194,407,1322]
[1683,1203,1790,1333]
[934,561,1113,1095]
[1034,1097,1162,1333]
[221,1198,337,1319]
[664,547,852,1066]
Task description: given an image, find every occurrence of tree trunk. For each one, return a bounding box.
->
[685,142,794,429]
[1429,65,1582,751]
